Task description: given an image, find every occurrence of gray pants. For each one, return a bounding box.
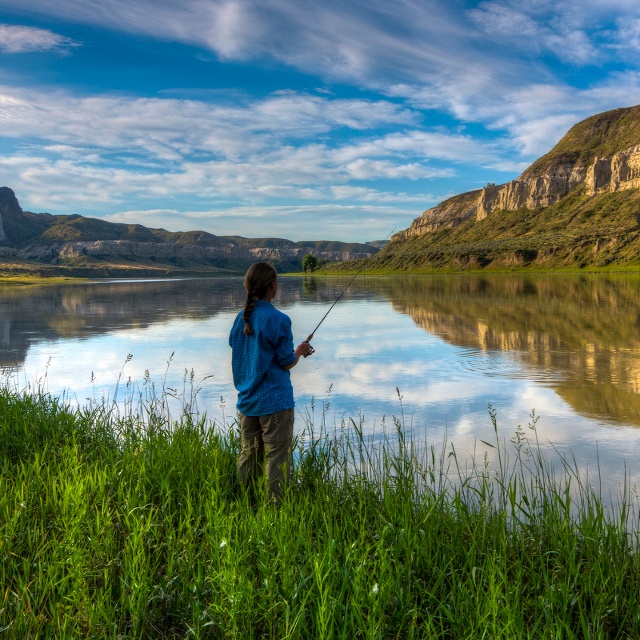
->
[237,408,294,503]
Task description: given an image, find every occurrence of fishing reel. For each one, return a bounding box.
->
[303,338,315,358]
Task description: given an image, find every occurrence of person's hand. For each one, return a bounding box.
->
[295,340,314,358]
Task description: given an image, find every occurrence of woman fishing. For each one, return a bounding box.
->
[229,262,313,503]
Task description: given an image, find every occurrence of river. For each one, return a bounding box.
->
[2,273,640,498]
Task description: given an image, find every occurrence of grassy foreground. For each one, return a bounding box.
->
[1,386,639,639]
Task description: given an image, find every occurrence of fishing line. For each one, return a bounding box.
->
[303,227,396,356]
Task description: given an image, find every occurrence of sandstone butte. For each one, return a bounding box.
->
[346,104,640,272]
[0,187,376,276]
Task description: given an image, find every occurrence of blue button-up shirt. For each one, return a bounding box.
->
[229,300,297,416]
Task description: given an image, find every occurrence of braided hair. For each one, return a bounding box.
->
[242,262,277,335]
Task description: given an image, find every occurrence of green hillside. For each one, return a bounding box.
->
[0,187,378,277]
[327,105,640,273]
[525,105,640,178]
[38,216,168,243]
[339,187,640,272]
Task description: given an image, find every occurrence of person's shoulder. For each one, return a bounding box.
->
[230,310,244,335]
[262,304,291,330]
[271,305,291,322]
[232,308,245,324]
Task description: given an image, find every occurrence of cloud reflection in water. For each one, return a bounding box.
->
[3,274,640,500]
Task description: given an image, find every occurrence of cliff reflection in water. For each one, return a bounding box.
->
[3,274,640,429]
[0,277,341,369]
[367,274,640,427]
[0,280,226,367]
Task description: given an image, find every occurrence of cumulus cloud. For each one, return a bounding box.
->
[0,23,80,54]
[1,0,638,159]
[0,85,494,216]
[104,204,416,241]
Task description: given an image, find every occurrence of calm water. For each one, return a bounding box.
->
[2,273,640,494]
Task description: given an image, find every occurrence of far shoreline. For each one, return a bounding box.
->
[4,261,640,285]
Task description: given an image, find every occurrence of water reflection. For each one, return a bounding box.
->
[0,277,339,368]
[358,274,640,427]
[2,274,640,433]
[3,274,640,508]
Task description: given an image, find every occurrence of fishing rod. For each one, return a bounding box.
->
[303,227,396,357]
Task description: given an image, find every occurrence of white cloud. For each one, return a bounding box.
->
[0,85,499,223]
[0,1,637,163]
[0,0,520,100]
[328,186,440,203]
[468,3,598,65]
[344,159,445,181]
[615,17,640,53]
[0,87,416,158]
[393,69,640,158]
[104,204,416,241]
[0,1,638,134]
[0,0,473,81]
[0,23,80,54]
[1,0,640,239]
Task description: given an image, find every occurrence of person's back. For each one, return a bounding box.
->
[228,262,313,503]
[229,298,295,416]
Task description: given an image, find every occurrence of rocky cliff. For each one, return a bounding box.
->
[0,187,15,243]
[330,105,640,272]
[0,187,377,274]
[396,105,640,241]
[20,238,373,264]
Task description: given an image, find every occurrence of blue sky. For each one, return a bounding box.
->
[1,0,639,242]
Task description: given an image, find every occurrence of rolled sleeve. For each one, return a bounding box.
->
[272,316,296,368]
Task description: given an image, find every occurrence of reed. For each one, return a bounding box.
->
[0,379,639,638]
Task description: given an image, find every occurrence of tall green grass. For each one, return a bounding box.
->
[0,379,639,638]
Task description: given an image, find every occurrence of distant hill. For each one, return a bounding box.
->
[0,187,378,277]
[331,105,640,272]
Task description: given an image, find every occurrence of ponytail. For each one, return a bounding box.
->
[242,262,277,335]
[242,291,258,335]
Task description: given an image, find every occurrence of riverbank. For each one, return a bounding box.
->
[0,258,240,283]
[5,259,640,283]
[1,385,638,638]
[313,261,640,276]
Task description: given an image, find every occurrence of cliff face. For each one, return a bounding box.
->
[0,187,376,273]
[398,145,640,240]
[0,187,16,243]
[397,106,640,241]
[18,239,372,264]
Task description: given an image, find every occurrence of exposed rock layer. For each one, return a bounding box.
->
[0,187,376,269]
[0,187,14,242]
[397,144,640,240]
[19,239,371,263]
[397,105,640,241]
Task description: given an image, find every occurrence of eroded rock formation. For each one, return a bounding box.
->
[17,239,372,264]
[0,186,376,269]
[397,140,640,240]
[0,187,15,243]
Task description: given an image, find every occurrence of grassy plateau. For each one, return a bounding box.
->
[1,378,639,638]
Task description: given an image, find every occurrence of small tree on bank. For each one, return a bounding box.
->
[302,254,318,272]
